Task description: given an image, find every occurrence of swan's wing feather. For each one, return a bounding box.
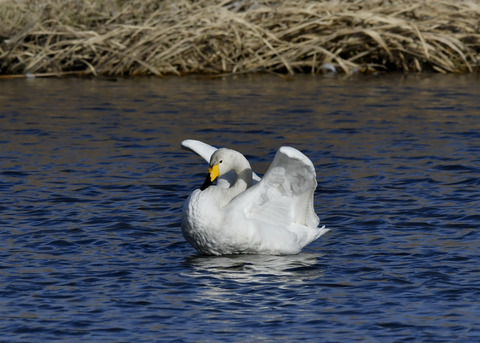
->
[232,146,319,228]
[181,139,216,163]
[182,139,261,186]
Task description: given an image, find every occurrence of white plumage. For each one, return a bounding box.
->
[181,139,329,255]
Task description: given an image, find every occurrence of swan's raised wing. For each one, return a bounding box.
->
[181,139,261,187]
[232,146,320,228]
[182,139,217,163]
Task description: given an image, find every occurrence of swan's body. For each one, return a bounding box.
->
[181,139,329,255]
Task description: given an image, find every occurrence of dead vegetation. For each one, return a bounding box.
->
[1,0,479,76]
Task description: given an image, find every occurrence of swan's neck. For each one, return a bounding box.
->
[218,159,252,207]
[232,166,252,193]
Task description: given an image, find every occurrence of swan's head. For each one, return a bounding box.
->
[200,148,249,191]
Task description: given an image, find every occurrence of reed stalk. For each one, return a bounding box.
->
[1,0,479,76]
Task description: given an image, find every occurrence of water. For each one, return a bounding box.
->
[1,74,479,342]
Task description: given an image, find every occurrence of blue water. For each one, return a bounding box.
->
[1,74,479,342]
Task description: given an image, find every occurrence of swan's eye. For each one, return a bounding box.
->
[219,160,223,163]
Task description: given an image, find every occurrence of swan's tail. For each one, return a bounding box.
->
[309,225,330,243]
[318,225,330,234]
[294,224,330,249]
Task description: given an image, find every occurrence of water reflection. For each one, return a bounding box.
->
[184,253,325,283]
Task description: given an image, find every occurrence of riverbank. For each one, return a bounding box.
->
[1,0,479,77]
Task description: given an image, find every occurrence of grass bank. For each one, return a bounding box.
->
[1,0,479,77]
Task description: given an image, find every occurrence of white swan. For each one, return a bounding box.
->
[181,139,329,255]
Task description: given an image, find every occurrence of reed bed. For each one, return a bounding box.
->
[1,0,479,76]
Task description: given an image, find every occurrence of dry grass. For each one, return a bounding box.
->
[1,0,479,76]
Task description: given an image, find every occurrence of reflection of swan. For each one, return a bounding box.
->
[184,253,326,283]
[181,140,329,255]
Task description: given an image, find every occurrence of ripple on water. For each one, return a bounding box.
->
[0,75,479,342]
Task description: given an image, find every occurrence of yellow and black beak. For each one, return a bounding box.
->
[200,164,220,191]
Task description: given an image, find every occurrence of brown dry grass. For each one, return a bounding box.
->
[1,0,479,76]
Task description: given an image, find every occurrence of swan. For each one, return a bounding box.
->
[181,139,329,255]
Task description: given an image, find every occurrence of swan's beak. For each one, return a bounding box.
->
[200,164,220,191]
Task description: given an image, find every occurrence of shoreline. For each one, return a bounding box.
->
[1,0,479,77]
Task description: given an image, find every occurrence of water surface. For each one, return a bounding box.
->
[1,74,479,342]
